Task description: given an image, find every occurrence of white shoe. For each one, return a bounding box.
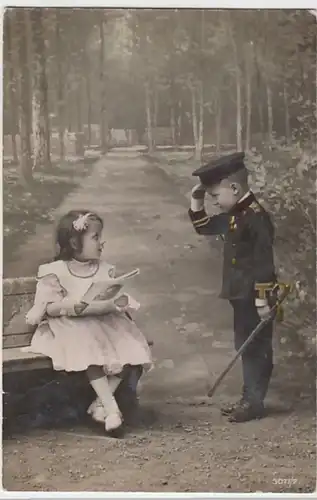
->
[87,398,105,423]
[105,413,123,432]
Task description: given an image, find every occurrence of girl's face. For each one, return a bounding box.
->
[75,220,104,261]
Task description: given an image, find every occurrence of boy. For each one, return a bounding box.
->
[188,152,277,423]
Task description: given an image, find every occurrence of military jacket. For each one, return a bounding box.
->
[188,192,277,300]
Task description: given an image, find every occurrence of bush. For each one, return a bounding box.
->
[247,145,316,348]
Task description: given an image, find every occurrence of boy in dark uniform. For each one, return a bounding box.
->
[188,152,277,423]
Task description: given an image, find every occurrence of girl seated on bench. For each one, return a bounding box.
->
[25,210,153,436]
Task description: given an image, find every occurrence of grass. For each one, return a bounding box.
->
[3,158,96,268]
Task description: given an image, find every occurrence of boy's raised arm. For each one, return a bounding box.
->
[188,184,228,236]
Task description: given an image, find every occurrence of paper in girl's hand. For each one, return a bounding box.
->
[114,294,140,311]
[81,268,140,304]
[127,295,141,311]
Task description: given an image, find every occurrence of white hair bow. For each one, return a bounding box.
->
[72,213,92,232]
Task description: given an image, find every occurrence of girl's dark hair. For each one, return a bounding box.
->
[54,210,103,261]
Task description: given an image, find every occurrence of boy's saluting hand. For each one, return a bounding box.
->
[191,184,206,212]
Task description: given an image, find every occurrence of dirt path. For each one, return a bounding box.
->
[3,151,316,493]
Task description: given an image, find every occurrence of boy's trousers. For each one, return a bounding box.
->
[229,298,274,407]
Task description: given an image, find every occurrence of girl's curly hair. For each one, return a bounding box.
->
[54,210,103,261]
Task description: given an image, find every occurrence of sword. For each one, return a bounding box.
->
[207,284,292,399]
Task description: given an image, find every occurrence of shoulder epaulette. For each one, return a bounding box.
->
[249,201,262,213]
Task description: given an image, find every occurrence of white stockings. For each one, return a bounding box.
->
[86,366,122,431]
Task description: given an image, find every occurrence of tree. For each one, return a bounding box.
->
[30,8,51,170]
[3,8,316,166]
[15,8,33,185]
[99,16,107,152]
[54,8,66,159]
[4,11,19,163]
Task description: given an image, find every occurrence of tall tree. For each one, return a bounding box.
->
[16,8,33,185]
[99,16,107,153]
[30,8,51,170]
[226,11,243,151]
[4,11,19,163]
[55,8,66,159]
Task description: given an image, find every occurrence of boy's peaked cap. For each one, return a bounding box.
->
[192,152,246,186]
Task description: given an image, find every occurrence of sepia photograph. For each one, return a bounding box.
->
[2,6,316,493]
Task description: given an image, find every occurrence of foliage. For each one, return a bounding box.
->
[4,9,316,149]
[3,160,92,271]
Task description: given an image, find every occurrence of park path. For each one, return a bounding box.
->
[3,150,316,492]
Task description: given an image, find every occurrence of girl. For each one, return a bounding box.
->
[25,210,153,435]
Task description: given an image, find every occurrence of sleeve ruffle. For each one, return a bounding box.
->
[25,272,66,326]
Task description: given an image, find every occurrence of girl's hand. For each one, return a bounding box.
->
[115,305,130,313]
[114,294,129,313]
[74,302,89,315]
[25,302,47,325]
[114,294,140,313]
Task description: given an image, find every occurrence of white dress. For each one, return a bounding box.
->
[24,259,153,374]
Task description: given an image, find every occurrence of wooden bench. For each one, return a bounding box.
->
[3,277,52,373]
[3,276,153,374]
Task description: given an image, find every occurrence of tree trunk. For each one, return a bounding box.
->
[235,69,242,151]
[215,92,222,152]
[99,18,107,153]
[85,72,92,146]
[170,106,176,146]
[76,83,82,133]
[244,43,253,151]
[168,73,177,146]
[25,6,33,137]
[5,13,19,163]
[257,98,264,139]
[177,99,182,145]
[196,10,205,160]
[55,9,65,160]
[196,81,204,160]
[145,80,154,153]
[266,80,273,143]
[283,82,291,145]
[191,86,198,151]
[227,13,242,151]
[254,47,264,139]
[16,9,33,186]
[153,84,158,129]
[67,85,72,132]
[30,8,51,170]
[30,9,45,170]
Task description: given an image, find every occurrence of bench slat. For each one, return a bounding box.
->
[3,348,52,373]
[3,333,34,349]
[3,294,36,336]
[3,277,37,296]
